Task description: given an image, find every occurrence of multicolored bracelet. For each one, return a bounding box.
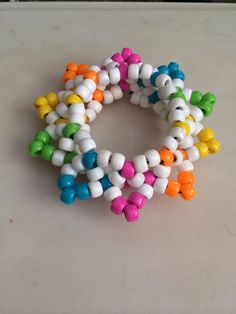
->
[28,48,221,222]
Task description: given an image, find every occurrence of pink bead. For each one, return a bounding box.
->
[111,196,127,215]
[121,160,135,179]
[119,80,129,92]
[144,171,156,186]
[128,192,146,209]
[111,53,124,64]
[119,64,128,80]
[101,66,106,71]
[121,47,133,61]
[126,53,141,65]
[124,204,139,222]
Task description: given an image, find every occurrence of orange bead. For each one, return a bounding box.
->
[165,180,180,197]
[159,148,174,166]
[178,171,195,185]
[77,63,89,75]
[63,71,76,82]
[93,89,104,102]
[66,62,78,73]
[180,184,196,201]
[84,70,98,83]
[178,149,187,160]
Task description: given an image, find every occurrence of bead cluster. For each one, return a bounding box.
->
[28,48,221,222]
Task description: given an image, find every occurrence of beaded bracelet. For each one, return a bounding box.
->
[28,48,221,222]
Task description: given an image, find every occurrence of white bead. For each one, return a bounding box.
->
[172,78,184,89]
[177,160,194,172]
[142,78,152,87]
[82,79,96,93]
[190,107,204,122]
[45,111,59,125]
[51,150,65,167]
[109,153,125,171]
[129,82,140,92]
[140,95,149,108]
[103,90,114,105]
[179,135,193,149]
[109,67,120,85]
[139,64,153,80]
[192,122,204,136]
[85,108,96,123]
[159,83,177,100]
[153,178,168,194]
[55,123,66,137]
[87,167,104,182]
[97,150,112,168]
[104,186,122,202]
[88,100,102,114]
[61,164,77,177]
[106,61,119,71]
[162,136,178,152]
[72,155,86,172]
[144,149,160,167]
[83,93,93,104]
[168,109,186,123]
[79,138,96,153]
[56,103,68,118]
[81,124,90,132]
[68,113,85,125]
[186,146,200,162]
[74,145,81,155]
[74,85,91,101]
[172,150,184,166]
[58,137,75,152]
[57,91,66,102]
[168,98,186,112]
[110,85,123,100]
[127,173,145,188]
[98,71,110,86]
[128,64,140,80]
[101,57,113,67]
[45,124,57,140]
[97,84,106,91]
[142,87,153,96]
[185,118,196,134]
[130,92,142,105]
[74,75,83,86]
[68,103,85,115]
[156,74,171,89]
[183,104,190,116]
[133,155,148,173]
[183,88,192,102]
[153,101,165,115]
[108,171,126,187]
[169,127,186,144]
[74,130,91,144]
[137,184,154,200]
[88,181,103,198]
[65,79,74,90]
[153,164,171,178]
[88,65,100,73]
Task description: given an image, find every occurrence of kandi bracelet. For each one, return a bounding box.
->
[28,48,221,222]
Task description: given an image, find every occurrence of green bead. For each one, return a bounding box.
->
[41,144,56,161]
[28,140,44,157]
[63,123,81,138]
[202,92,216,106]
[169,88,186,101]
[64,152,77,164]
[190,91,203,106]
[34,130,51,144]
[198,102,213,117]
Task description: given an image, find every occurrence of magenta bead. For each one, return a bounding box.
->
[119,80,129,92]
[111,53,124,64]
[144,171,156,186]
[111,196,127,215]
[121,160,135,179]
[119,63,128,80]
[101,65,106,71]
[126,53,141,65]
[124,204,139,222]
[121,47,133,61]
[128,192,146,209]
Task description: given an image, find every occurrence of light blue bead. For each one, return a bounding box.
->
[57,175,75,190]
[157,65,169,74]
[171,69,185,81]
[99,175,112,191]
[168,62,179,73]
[60,186,76,205]
[76,183,91,200]
[148,91,160,105]
[82,150,97,169]
[150,71,160,86]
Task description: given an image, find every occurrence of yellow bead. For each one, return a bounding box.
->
[46,92,59,109]
[173,121,190,135]
[194,142,209,158]
[37,104,52,120]
[186,115,194,121]
[84,114,88,123]
[64,94,82,106]
[34,96,48,108]
[198,128,215,142]
[55,118,68,125]
[205,138,221,154]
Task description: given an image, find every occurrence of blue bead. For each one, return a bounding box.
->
[148,91,160,105]
[157,65,169,74]
[99,175,112,191]
[168,62,179,73]
[57,175,75,190]
[60,186,76,205]
[76,183,91,200]
[150,71,160,86]
[137,78,145,88]
[171,69,185,81]
[82,150,97,169]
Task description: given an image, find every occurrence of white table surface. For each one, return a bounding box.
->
[0,2,236,313]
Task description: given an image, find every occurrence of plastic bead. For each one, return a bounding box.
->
[82,150,97,169]
[79,138,96,153]
[28,140,44,157]
[88,181,103,198]
[111,196,127,215]
[34,130,51,145]
[46,92,59,109]
[34,96,48,108]
[144,171,156,186]
[52,150,66,166]
[178,171,195,185]
[144,149,161,167]
[58,137,75,152]
[194,142,209,158]
[60,187,76,205]
[108,171,126,188]
[159,148,174,166]
[124,204,139,222]
[137,184,154,200]
[121,160,135,180]
[133,155,149,173]
[110,153,125,171]
[72,155,86,173]
[38,104,52,120]
[180,184,196,200]
[57,174,75,190]
[198,128,215,142]
[128,192,146,209]
[76,183,91,200]
[99,175,112,191]
[153,164,171,178]
[127,173,145,188]
[41,144,56,161]
[153,178,168,194]
[165,180,180,197]
[87,167,104,182]
[205,138,221,154]
[63,123,81,138]
[104,186,122,202]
